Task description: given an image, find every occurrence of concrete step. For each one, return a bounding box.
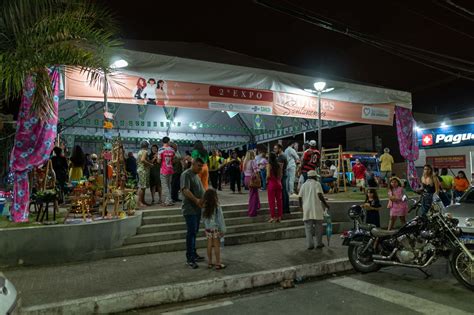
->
[124,218,305,245]
[142,205,300,218]
[138,212,303,233]
[108,224,342,258]
[141,202,272,217]
[142,207,300,225]
[141,201,298,218]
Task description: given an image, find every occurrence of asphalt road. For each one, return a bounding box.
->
[131,259,473,315]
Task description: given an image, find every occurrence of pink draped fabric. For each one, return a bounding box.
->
[395,107,420,190]
[9,69,60,222]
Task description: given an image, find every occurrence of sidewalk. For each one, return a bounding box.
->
[4,236,348,312]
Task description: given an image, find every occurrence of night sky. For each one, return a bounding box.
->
[101,0,474,117]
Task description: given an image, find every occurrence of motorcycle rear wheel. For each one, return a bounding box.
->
[450,249,474,291]
[348,243,381,273]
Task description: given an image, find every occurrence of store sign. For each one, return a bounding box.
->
[426,155,466,169]
[419,124,474,148]
[65,68,395,126]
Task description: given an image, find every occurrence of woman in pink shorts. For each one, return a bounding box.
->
[387,177,408,230]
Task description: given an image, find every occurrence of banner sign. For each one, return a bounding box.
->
[418,124,474,149]
[65,68,395,125]
[426,155,466,169]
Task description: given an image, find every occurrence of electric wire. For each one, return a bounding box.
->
[390,0,474,40]
[432,0,474,23]
[254,0,474,81]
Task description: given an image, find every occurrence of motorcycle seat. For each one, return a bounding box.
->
[371,228,398,237]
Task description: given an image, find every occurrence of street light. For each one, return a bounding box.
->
[310,81,334,154]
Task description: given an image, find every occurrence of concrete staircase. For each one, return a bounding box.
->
[105,202,345,258]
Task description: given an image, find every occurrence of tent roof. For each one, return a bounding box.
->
[118,40,412,109]
[59,41,411,146]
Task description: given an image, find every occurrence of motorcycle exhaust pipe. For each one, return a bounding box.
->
[373,255,436,268]
[372,248,398,261]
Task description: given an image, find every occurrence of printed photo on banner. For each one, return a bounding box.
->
[132,77,169,106]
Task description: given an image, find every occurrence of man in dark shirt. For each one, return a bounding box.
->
[181,158,205,269]
[51,147,68,203]
[170,142,183,202]
[125,152,138,181]
[274,144,290,214]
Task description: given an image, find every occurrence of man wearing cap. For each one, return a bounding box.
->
[380,148,394,185]
[299,170,330,249]
[301,140,320,182]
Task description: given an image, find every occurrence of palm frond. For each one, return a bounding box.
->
[0,0,121,119]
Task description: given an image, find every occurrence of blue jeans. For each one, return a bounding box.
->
[184,212,201,262]
[260,169,267,190]
[421,194,433,216]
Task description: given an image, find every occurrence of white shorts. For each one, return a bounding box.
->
[356,179,365,188]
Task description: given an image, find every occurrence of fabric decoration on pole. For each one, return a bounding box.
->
[395,107,420,190]
[9,68,60,222]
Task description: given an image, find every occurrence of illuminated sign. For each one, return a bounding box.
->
[418,124,474,148]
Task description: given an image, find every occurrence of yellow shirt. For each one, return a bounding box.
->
[209,155,220,171]
[380,153,394,172]
[440,175,454,190]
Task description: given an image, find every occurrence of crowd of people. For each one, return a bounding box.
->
[47,139,473,268]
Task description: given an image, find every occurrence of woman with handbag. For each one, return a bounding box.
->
[243,150,261,217]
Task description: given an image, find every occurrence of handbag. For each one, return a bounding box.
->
[249,171,262,188]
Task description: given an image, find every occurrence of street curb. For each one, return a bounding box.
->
[20,258,351,314]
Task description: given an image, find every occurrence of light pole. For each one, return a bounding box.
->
[306,81,334,154]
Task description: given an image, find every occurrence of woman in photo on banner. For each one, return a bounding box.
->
[156,79,169,106]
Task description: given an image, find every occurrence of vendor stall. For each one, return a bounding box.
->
[6,41,416,223]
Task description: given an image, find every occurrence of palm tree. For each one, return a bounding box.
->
[0,0,121,119]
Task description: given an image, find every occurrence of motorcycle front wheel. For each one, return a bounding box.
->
[450,249,474,291]
[348,242,381,273]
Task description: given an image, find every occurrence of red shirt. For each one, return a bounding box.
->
[159,145,175,175]
[302,148,320,172]
[352,163,366,179]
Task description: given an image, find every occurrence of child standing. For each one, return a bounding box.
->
[363,189,381,227]
[202,189,227,270]
[387,177,408,230]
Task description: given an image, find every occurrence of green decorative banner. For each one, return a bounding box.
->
[137,104,147,120]
[75,101,92,118]
[254,114,265,130]
[292,118,301,132]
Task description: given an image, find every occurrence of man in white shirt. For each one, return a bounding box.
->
[140,78,158,105]
[298,170,330,249]
[284,142,300,197]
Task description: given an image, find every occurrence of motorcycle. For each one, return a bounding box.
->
[341,193,474,291]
